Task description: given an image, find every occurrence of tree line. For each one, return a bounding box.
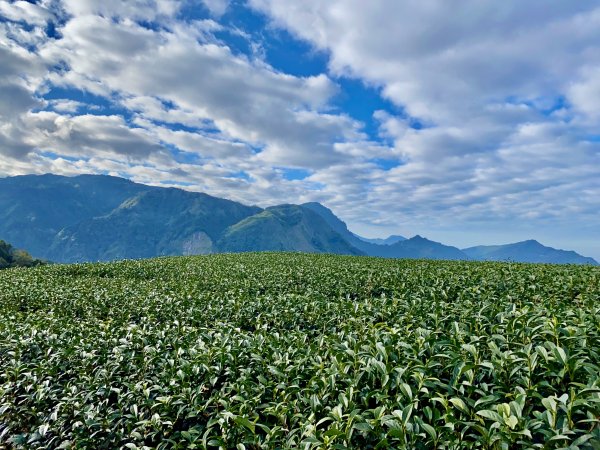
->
[0,240,44,269]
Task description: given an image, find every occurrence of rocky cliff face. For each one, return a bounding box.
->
[182,232,214,255]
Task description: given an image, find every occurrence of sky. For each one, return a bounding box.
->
[1,0,599,259]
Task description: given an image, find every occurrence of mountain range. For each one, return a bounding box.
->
[463,241,598,265]
[0,174,596,265]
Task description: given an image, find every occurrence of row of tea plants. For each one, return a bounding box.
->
[1,253,599,448]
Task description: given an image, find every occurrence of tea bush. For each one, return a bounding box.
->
[1,253,599,448]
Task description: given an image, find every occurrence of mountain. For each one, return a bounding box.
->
[374,235,469,260]
[0,175,360,262]
[356,235,406,245]
[0,174,152,259]
[218,204,362,255]
[299,202,596,263]
[301,202,396,255]
[1,174,596,264]
[49,188,262,262]
[463,240,598,265]
[301,202,464,259]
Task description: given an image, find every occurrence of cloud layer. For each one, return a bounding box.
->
[0,0,599,257]
[250,0,600,253]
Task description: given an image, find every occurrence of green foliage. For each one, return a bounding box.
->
[217,205,362,255]
[0,240,44,269]
[1,253,599,448]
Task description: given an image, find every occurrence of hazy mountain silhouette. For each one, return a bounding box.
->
[463,240,597,265]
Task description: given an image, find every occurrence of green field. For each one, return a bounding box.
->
[1,253,599,449]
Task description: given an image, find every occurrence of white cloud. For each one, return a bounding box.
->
[0,1,389,215]
[201,0,229,17]
[60,0,181,20]
[121,96,209,129]
[134,117,252,160]
[0,0,54,25]
[37,14,360,169]
[250,1,600,123]
[568,67,600,121]
[1,0,599,258]
[24,111,166,159]
[47,99,87,113]
[250,0,600,256]
[0,30,47,159]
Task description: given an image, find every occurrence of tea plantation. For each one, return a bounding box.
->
[1,253,599,449]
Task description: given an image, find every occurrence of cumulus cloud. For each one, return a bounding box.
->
[25,112,166,160]
[201,0,230,17]
[0,0,385,210]
[0,31,47,159]
[250,0,600,254]
[60,0,181,21]
[0,0,54,26]
[250,1,600,121]
[35,13,362,170]
[1,0,599,257]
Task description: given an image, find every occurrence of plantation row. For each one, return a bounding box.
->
[0,253,599,449]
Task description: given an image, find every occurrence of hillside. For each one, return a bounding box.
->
[50,188,261,263]
[0,174,152,259]
[301,202,381,254]
[217,205,362,255]
[301,202,407,256]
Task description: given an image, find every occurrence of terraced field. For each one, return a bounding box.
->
[1,253,599,449]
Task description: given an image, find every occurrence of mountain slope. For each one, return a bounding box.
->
[356,235,406,245]
[50,188,261,262]
[0,174,152,258]
[217,205,363,255]
[463,240,598,265]
[300,202,399,255]
[301,202,464,259]
[374,235,469,260]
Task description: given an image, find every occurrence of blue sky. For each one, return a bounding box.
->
[1,0,599,259]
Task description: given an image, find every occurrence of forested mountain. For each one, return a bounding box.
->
[1,174,596,264]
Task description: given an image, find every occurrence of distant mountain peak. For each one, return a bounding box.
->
[219,204,362,255]
[302,201,328,209]
[519,239,540,245]
[356,234,406,246]
[1,174,596,265]
[380,234,467,260]
[463,240,597,265]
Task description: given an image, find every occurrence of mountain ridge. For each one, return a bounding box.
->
[0,174,596,265]
[48,187,262,262]
[356,235,406,246]
[218,204,363,255]
[301,203,469,260]
[463,239,597,265]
